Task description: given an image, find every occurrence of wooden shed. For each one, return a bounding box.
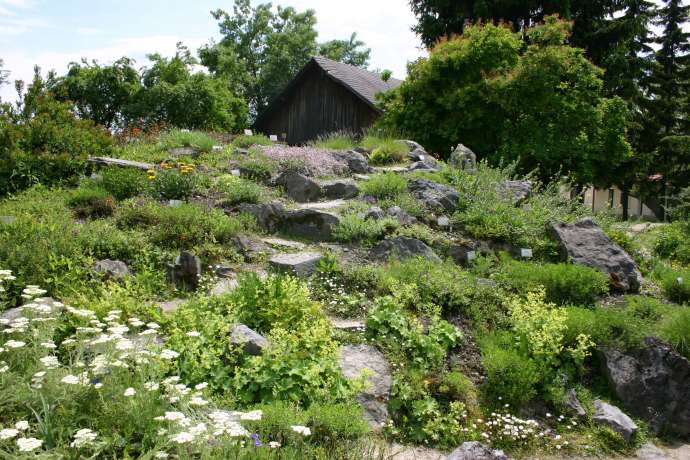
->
[253,56,402,145]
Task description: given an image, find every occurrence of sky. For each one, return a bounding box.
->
[0,0,426,102]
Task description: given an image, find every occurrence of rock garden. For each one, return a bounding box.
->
[1,130,689,459]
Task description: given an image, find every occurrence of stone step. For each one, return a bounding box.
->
[296,199,346,210]
[328,317,365,332]
[268,252,323,277]
[88,156,154,171]
[261,237,306,250]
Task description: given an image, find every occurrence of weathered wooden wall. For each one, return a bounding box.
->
[254,64,380,145]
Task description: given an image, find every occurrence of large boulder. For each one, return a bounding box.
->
[499,180,532,205]
[550,218,643,292]
[387,206,417,225]
[339,344,392,426]
[275,171,322,202]
[593,400,638,441]
[281,209,340,241]
[237,202,285,233]
[601,338,690,437]
[230,324,268,356]
[448,144,477,171]
[321,179,359,199]
[446,442,509,460]
[408,160,440,172]
[371,237,440,262]
[333,150,371,174]
[408,178,460,213]
[93,259,131,280]
[269,252,323,277]
[362,206,386,220]
[166,251,202,291]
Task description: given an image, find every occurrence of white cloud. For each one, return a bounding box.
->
[76,27,101,35]
[0,0,34,8]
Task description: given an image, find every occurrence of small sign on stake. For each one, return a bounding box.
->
[243,129,253,136]
[678,277,685,285]
[230,169,241,177]
[269,134,278,142]
[520,248,533,259]
[467,250,477,261]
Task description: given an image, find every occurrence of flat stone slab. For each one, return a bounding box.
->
[261,237,306,250]
[329,317,365,331]
[297,199,346,210]
[268,252,323,277]
[339,344,392,426]
[88,156,154,171]
[372,166,407,174]
[156,299,186,314]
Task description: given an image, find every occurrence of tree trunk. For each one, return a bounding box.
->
[621,188,630,221]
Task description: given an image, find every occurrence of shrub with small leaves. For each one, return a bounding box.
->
[67,185,116,218]
[100,167,149,200]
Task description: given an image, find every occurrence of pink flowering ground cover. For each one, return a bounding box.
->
[258,145,349,177]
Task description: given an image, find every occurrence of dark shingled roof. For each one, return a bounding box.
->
[254,56,403,128]
[311,56,403,108]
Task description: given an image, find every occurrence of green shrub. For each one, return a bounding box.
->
[366,294,462,370]
[480,334,541,406]
[149,167,196,200]
[116,201,248,249]
[233,321,357,406]
[654,222,690,264]
[564,304,650,350]
[654,265,690,304]
[233,134,272,149]
[360,173,407,199]
[368,140,408,165]
[657,308,690,359]
[498,260,609,306]
[214,174,263,206]
[437,371,479,410]
[333,213,399,244]
[311,133,356,150]
[76,220,149,262]
[158,129,216,153]
[231,273,324,333]
[668,185,690,222]
[235,152,278,183]
[67,185,116,218]
[100,167,149,200]
[0,94,114,195]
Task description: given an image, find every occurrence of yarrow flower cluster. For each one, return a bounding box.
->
[70,428,98,448]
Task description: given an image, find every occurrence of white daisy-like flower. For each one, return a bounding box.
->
[124,387,136,397]
[240,410,263,421]
[40,342,56,349]
[194,382,208,390]
[4,340,26,349]
[290,425,311,436]
[15,421,29,431]
[146,322,160,330]
[39,355,60,369]
[16,437,43,452]
[159,349,180,360]
[70,428,98,448]
[163,411,186,422]
[144,381,160,391]
[186,331,201,337]
[61,374,80,385]
[0,428,19,440]
[154,452,169,459]
[171,431,195,444]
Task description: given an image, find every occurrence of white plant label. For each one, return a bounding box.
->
[467,251,477,261]
[243,129,253,136]
[269,134,278,141]
[521,248,533,258]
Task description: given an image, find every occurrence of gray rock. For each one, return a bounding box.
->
[635,442,666,460]
[339,344,392,425]
[387,206,417,225]
[329,317,365,332]
[261,237,306,250]
[408,178,460,213]
[564,389,587,418]
[448,245,478,266]
[408,148,429,162]
[0,216,16,225]
[275,171,322,203]
[436,216,451,228]
[363,206,386,220]
[446,441,509,460]
[333,150,371,174]
[93,259,131,280]
[448,144,477,171]
[269,252,323,277]
[168,146,199,158]
[551,218,643,292]
[211,278,238,296]
[237,202,285,233]
[371,237,440,262]
[157,299,186,314]
[499,180,532,205]
[281,209,340,241]
[230,324,268,356]
[353,173,370,181]
[408,160,440,172]
[166,251,202,291]
[232,235,272,257]
[593,400,638,441]
[601,337,690,437]
[321,179,359,199]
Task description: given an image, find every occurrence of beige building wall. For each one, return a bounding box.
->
[583,186,658,220]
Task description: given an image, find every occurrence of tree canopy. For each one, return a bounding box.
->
[378,16,632,186]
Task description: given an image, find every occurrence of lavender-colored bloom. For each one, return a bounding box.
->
[251,432,262,447]
[258,146,349,177]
